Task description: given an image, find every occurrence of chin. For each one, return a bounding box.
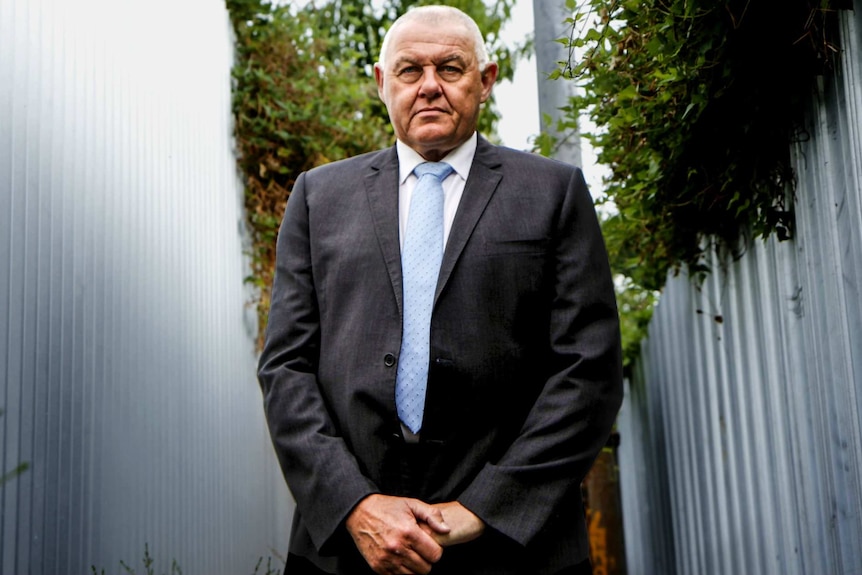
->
[413,129,452,142]
[410,131,458,150]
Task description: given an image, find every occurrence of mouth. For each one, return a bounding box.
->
[415,107,447,117]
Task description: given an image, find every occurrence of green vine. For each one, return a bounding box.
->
[559,0,847,292]
[542,0,849,368]
[0,409,29,485]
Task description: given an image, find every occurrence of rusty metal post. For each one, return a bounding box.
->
[582,434,627,575]
[532,0,582,167]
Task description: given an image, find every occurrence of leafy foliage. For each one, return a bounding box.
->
[613,277,658,369]
[543,0,849,368]
[560,0,846,292]
[0,409,29,486]
[0,461,28,486]
[230,0,393,346]
[226,0,516,345]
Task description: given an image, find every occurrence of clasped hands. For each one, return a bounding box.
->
[345,493,485,575]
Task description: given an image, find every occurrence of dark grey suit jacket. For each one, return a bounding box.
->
[258,137,623,575]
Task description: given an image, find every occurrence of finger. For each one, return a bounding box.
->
[369,541,434,575]
[406,527,445,565]
[418,520,457,547]
[407,499,450,534]
[396,546,435,575]
[423,501,486,547]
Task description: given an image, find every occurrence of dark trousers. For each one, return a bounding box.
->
[285,552,593,575]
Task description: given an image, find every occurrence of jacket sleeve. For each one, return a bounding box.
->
[257,172,378,552]
[457,167,623,547]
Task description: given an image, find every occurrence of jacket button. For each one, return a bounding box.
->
[383,353,396,367]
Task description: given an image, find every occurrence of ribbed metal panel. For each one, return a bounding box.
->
[618,4,862,574]
[0,0,292,573]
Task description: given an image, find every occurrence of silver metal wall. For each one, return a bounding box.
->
[0,0,293,573]
[618,3,862,574]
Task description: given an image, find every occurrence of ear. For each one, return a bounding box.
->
[479,62,499,103]
[374,63,386,102]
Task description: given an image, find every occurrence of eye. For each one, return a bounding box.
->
[397,66,422,82]
[437,65,464,81]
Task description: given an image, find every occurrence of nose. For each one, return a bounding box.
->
[418,66,442,99]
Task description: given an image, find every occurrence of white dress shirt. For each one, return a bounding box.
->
[396,132,478,251]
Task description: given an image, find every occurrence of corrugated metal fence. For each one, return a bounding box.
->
[0,0,292,573]
[618,3,862,574]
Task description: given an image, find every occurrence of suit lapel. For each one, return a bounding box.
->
[364,146,404,314]
[435,138,503,304]
[363,140,503,312]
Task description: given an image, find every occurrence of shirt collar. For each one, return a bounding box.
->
[396,133,478,184]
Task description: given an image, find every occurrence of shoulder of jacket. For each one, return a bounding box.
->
[305,147,392,179]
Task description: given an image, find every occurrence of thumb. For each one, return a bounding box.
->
[408,500,451,534]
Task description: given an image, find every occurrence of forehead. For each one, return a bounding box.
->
[385,19,476,65]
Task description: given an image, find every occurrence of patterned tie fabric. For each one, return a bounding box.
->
[395,161,454,434]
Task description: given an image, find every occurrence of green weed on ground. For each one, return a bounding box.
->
[90,543,281,575]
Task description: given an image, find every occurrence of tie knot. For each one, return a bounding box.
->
[413,162,453,182]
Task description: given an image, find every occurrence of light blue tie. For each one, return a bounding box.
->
[396,161,453,434]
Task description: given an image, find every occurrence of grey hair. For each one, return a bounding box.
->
[377,5,490,71]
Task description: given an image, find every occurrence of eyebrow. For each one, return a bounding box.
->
[393,54,469,69]
[437,55,468,67]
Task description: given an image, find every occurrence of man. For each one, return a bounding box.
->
[258,6,623,575]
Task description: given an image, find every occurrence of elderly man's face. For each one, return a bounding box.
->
[374,19,498,162]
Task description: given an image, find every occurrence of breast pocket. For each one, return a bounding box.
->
[480,237,550,257]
